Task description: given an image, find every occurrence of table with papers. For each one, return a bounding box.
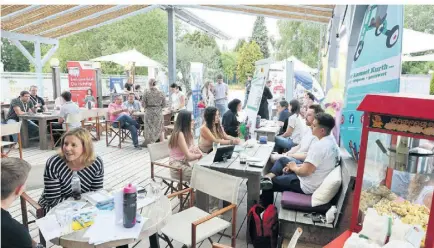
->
[37,191,172,248]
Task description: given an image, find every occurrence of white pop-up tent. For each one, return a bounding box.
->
[402,53,434,62]
[402,28,434,55]
[270,56,318,75]
[91,49,162,68]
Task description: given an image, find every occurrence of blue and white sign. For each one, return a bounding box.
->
[109,77,124,93]
[341,5,403,160]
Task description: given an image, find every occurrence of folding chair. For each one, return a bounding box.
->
[95,108,109,139]
[20,163,46,246]
[148,141,191,210]
[1,121,23,159]
[49,112,83,149]
[160,165,241,248]
[80,109,99,140]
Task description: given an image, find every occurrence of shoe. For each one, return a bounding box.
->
[260,177,273,190]
[134,146,143,150]
[140,142,148,148]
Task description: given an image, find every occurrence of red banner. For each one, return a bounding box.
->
[67,61,97,107]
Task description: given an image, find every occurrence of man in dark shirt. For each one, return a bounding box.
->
[277,100,291,135]
[29,85,47,113]
[5,90,39,142]
[258,80,273,120]
[1,157,37,248]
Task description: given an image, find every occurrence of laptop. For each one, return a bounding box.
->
[213,145,235,162]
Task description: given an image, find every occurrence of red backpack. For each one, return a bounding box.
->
[247,204,279,248]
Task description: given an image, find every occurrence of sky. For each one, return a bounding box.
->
[185,8,279,51]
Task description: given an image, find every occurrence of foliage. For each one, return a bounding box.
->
[234,39,247,52]
[236,41,263,83]
[250,16,269,58]
[430,73,434,95]
[1,38,33,72]
[274,20,321,68]
[220,52,238,82]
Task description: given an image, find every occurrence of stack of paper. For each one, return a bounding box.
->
[84,211,147,245]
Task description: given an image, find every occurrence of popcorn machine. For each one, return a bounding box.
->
[326,94,434,248]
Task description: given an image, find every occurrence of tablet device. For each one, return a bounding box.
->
[214,145,235,162]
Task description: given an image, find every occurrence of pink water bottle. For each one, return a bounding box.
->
[123,183,137,228]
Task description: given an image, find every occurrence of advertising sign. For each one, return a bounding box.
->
[67,61,97,107]
[245,59,271,134]
[190,62,204,137]
[109,77,124,93]
[341,5,403,160]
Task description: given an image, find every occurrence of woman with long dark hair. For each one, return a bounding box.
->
[222,99,242,137]
[168,110,202,181]
[274,99,306,152]
[199,107,241,153]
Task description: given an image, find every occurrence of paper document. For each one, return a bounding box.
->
[84,211,147,245]
[35,215,62,241]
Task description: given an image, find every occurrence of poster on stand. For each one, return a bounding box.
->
[245,59,271,135]
[67,61,97,108]
[340,5,403,160]
[109,77,124,93]
[190,62,204,137]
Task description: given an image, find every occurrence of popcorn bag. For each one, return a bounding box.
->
[358,208,391,246]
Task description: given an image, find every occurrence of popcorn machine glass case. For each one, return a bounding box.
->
[330,94,434,248]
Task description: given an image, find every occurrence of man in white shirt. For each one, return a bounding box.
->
[261,113,339,206]
[269,104,324,163]
[213,74,228,118]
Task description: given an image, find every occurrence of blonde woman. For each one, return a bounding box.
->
[201,80,215,107]
[38,128,104,213]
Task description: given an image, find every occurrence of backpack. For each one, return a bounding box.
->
[247,204,279,248]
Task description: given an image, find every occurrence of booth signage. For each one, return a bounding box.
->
[67,61,97,107]
[369,113,434,137]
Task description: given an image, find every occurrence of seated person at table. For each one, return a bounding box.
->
[123,92,143,125]
[261,113,339,206]
[168,110,202,182]
[29,85,48,113]
[4,90,38,142]
[54,92,67,110]
[276,100,291,135]
[222,99,242,138]
[39,128,104,213]
[199,107,241,154]
[1,158,40,248]
[271,104,324,163]
[274,99,306,152]
[50,91,81,145]
[108,95,142,150]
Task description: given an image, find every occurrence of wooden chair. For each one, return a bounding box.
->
[148,141,190,209]
[20,163,46,246]
[160,165,241,248]
[80,109,100,140]
[49,112,83,149]
[1,121,23,159]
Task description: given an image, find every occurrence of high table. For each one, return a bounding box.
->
[195,142,274,240]
[19,113,60,150]
[254,120,281,141]
[49,196,172,248]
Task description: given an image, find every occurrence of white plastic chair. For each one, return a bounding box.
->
[1,121,23,158]
[161,165,241,248]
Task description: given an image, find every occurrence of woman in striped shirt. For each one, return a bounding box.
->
[38,128,104,213]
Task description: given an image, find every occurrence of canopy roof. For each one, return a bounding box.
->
[402,28,434,55]
[402,53,434,62]
[270,56,318,74]
[90,49,162,68]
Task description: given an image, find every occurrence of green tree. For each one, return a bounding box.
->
[220,52,238,82]
[1,38,34,72]
[234,39,247,52]
[430,73,434,95]
[274,20,322,68]
[250,16,269,58]
[236,41,263,83]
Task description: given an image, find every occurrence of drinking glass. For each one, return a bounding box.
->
[151,178,163,199]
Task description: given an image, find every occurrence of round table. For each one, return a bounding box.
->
[49,196,172,248]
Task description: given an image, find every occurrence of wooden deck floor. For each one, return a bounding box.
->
[7,135,321,248]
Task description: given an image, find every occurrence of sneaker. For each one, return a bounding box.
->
[260,177,273,190]
[134,146,143,150]
[140,142,148,148]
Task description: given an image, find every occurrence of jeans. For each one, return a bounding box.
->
[112,115,140,147]
[261,157,305,207]
[4,119,39,142]
[274,136,296,151]
[215,103,227,118]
